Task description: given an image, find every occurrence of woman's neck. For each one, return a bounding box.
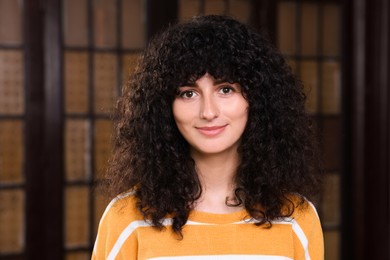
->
[191,149,242,213]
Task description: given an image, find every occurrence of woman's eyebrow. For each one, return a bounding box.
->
[214,78,228,85]
[179,78,233,87]
[179,82,198,88]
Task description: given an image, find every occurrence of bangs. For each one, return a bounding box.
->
[158,20,247,90]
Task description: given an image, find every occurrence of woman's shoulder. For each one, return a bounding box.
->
[285,194,324,259]
[93,191,145,259]
[287,194,320,222]
[99,191,143,224]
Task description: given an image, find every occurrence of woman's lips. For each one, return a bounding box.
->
[196,125,227,136]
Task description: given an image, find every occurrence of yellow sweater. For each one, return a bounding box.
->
[92,192,323,260]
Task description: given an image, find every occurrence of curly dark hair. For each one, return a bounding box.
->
[104,15,321,235]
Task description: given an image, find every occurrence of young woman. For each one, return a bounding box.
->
[92,15,323,260]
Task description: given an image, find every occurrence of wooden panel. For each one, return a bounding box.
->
[24,0,47,258]
[321,61,341,114]
[93,192,109,237]
[322,4,341,56]
[322,117,342,170]
[286,58,298,75]
[93,53,118,114]
[93,0,117,48]
[205,0,226,15]
[65,119,90,181]
[324,230,340,260]
[63,0,88,47]
[0,0,22,44]
[343,0,390,258]
[94,119,113,179]
[299,60,318,114]
[41,0,64,258]
[0,256,25,260]
[64,51,89,114]
[228,0,250,24]
[179,0,200,21]
[0,189,24,253]
[0,50,24,114]
[277,2,297,55]
[0,120,24,183]
[66,252,91,260]
[65,186,89,247]
[321,172,340,225]
[300,3,318,56]
[121,0,146,49]
[122,53,140,85]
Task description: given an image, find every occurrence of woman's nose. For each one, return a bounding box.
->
[200,95,219,120]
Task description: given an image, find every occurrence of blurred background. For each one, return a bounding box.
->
[0,0,388,259]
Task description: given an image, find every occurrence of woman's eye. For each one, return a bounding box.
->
[180,90,197,98]
[219,86,234,94]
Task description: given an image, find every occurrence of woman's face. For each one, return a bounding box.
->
[172,73,249,156]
